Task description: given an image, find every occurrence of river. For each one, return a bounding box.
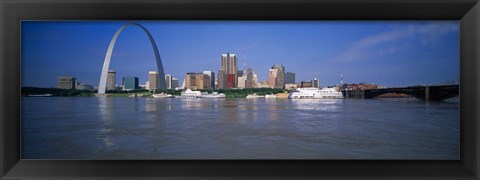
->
[21,97,459,159]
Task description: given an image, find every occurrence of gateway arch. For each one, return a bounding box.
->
[97,23,166,95]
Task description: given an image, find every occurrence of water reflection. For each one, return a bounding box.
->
[22,97,459,160]
[290,99,342,111]
[98,97,116,121]
[181,98,205,109]
[97,97,117,150]
[145,98,159,112]
[265,100,280,121]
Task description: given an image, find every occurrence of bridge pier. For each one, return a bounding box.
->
[343,90,364,99]
[343,85,458,101]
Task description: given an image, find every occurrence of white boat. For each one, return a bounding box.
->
[180,89,202,98]
[246,93,264,99]
[152,93,173,98]
[200,92,226,98]
[288,87,344,99]
[265,93,277,99]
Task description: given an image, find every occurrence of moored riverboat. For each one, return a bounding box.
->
[180,89,203,98]
[288,87,343,99]
[152,93,173,98]
[200,92,226,98]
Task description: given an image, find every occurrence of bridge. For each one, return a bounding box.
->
[343,85,459,101]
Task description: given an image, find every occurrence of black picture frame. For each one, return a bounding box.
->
[1,0,479,179]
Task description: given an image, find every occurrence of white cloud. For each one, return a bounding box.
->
[331,22,458,62]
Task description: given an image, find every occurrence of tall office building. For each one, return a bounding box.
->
[268,69,278,89]
[57,76,76,89]
[148,71,160,90]
[271,64,285,89]
[246,68,256,88]
[195,73,211,90]
[185,72,210,90]
[203,71,215,89]
[312,78,320,88]
[122,76,139,90]
[272,64,285,73]
[285,72,295,84]
[106,70,116,90]
[219,53,237,89]
[171,78,179,89]
[217,69,227,89]
[185,72,197,90]
[165,74,172,89]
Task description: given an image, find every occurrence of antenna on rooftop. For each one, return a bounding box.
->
[243,50,246,75]
[341,74,343,85]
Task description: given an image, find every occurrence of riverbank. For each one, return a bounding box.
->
[22,87,289,98]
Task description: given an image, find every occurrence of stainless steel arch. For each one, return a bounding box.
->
[97,23,166,94]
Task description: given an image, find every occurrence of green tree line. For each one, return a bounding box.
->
[22,87,95,97]
[22,87,290,98]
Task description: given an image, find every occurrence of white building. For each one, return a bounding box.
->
[237,76,247,88]
[165,74,172,89]
[145,81,150,90]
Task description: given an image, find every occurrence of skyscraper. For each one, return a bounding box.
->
[185,73,210,90]
[57,76,76,89]
[268,69,278,88]
[122,76,139,90]
[148,71,160,90]
[246,68,256,88]
[312,78,320,88]
[285,72,295,84]
[220,53,237,89]
[165,74,172,89]
[195,73,211,90]
[171,78,179,89]
[203,71,215,89]
[106,70,116,90]
[217,69,226,89]
[271,64,285,89]
[185,72,197,90]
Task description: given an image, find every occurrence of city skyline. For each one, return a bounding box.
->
[21,21,459,88]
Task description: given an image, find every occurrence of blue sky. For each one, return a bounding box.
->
[21,21,459,88]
